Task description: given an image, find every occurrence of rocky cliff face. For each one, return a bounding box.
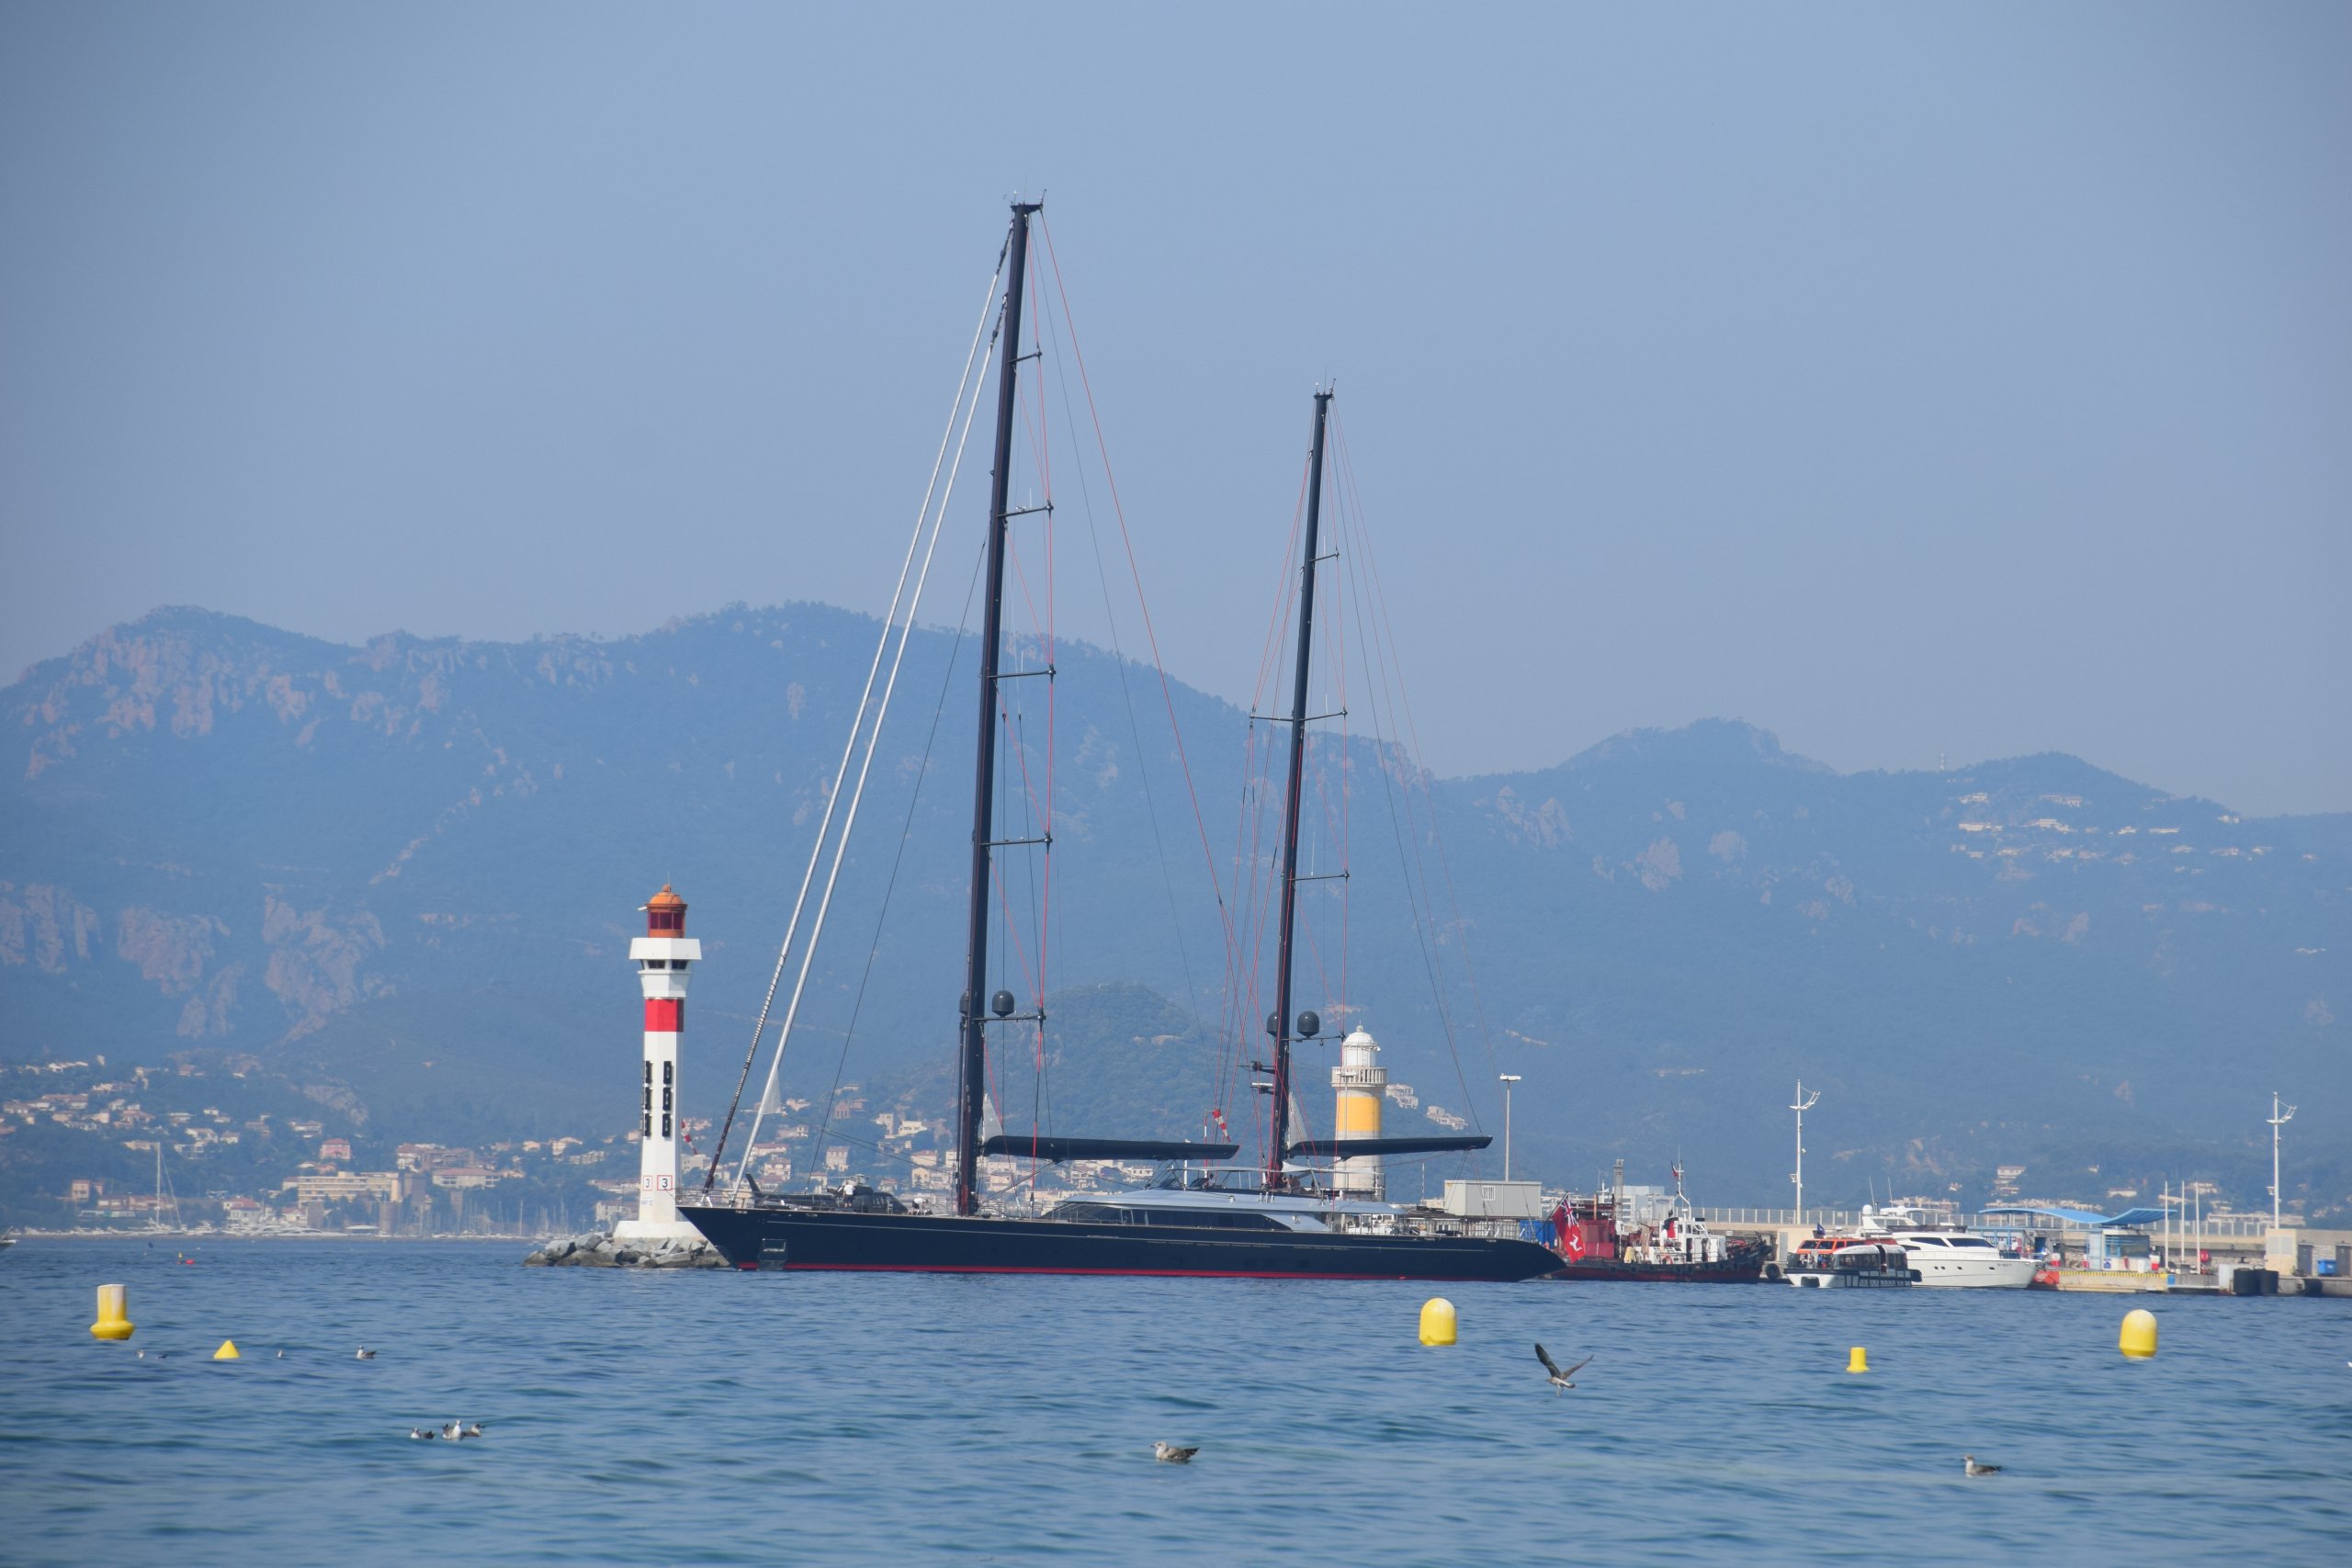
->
[4,606,2344,1202]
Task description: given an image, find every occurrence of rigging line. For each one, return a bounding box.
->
[1038,284,1204,1038]
[707,254,1004,1184]
[806,537,978,1181]
[1005,252,1057,1039]
[1230,451,1314,1159]
[1310,483,1352,1023]
[1335,417,1500,1082]
[735,307,1001,1184]
[1035,214,1241,986]
[1332,465,1484,1140]
[992,679,1050,961]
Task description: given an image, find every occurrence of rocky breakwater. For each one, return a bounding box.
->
[524,1231,727,1269]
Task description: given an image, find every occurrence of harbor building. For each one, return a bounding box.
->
[617,884,702,1242]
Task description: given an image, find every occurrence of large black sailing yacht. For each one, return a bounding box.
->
[681,203,1557,1282]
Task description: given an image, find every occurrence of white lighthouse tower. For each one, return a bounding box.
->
[1331,1026,1387,1198]
[616,884,702,1241]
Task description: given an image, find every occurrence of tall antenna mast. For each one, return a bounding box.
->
[1264,389,1333,1184]
[2267,1090,2296,1231]
[954,200,1041,1219]
[1790,1080,1820,1227]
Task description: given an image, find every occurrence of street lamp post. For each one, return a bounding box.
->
[1499,1075,1521,1180]
[2267,1091,2297,1230]
[1790,1081,1820,1228]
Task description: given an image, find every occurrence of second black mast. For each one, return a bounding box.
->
[1264,389,1333,1185]
[956,200,1040,1218]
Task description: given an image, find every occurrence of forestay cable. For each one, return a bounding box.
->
[704,254,1004,1188]
[732,299,1003,1182]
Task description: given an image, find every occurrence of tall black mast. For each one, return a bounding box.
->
[956,201,1040,1218]
[1265,389,1332,1184]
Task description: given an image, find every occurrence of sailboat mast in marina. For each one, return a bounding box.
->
[956,201,1039,1219]
[1261,390,1330,1187]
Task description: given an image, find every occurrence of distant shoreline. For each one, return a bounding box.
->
[7,1230,533,1245]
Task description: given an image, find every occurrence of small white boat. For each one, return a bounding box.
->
[1784,1235,1916,1287]
[1857,1204,2036,1289]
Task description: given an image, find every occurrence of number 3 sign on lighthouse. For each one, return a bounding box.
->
[617,885,703,1241]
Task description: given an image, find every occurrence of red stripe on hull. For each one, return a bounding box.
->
[644,998,683,1032]
[760,1262,1426,1280]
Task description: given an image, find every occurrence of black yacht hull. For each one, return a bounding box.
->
[680,1202,1560,1281]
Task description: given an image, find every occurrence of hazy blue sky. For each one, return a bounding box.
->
[3,4,2346,813]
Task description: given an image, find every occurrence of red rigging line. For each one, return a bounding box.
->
[1334,420,1497,1077]
[1221,446,1316,1155]
[1249,468,1314,718]
[1030,289,1216,1135]
[1035,214,1242,991]
[1325,419,1487,1135]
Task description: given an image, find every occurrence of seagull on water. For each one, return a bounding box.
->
[1151,1442,1198,1464]
[137,1349,167,1361]
[1963,1455,2001,1477]
[409,1427,437,1441]
[355,1347,377,1360]
[458,1423,484,1439]
[1534,1344,1592,1393]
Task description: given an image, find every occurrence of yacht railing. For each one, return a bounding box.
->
[1690,1206,2276,1238]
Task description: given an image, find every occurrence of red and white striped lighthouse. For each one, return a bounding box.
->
[617,884,702,1240]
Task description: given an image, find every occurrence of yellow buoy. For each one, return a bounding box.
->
[2119,1309,2157,1359]
[212,1338,241,1360]
[90,1283,134,1341]
[1847,1346,1868,1374]
[1418,1297,1458,1346]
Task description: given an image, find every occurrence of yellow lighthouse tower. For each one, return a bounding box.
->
[1331,1026,1387,1197]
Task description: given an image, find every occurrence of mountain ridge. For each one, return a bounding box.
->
[5,604,2344,1213]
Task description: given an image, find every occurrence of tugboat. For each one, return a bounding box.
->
[1782,1233,1918,1288]
[1544,1162,1772,1283]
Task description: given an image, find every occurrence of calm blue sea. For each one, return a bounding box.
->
[1,1239,2346,1564]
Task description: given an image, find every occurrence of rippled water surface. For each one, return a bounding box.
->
[2,1239,2346,1563]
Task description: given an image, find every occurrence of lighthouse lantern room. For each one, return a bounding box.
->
[617,884,703,1241]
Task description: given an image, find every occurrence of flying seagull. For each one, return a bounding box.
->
[1534,1344,1592,1393]
[1152,1442,1198,1464]
[355,1347,377,1360]
[1963,1455,2001,1477]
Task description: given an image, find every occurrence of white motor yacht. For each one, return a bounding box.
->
[1857,1204,2035,1288]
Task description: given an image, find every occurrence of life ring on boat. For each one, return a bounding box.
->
[1761,1260,1784,1282]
